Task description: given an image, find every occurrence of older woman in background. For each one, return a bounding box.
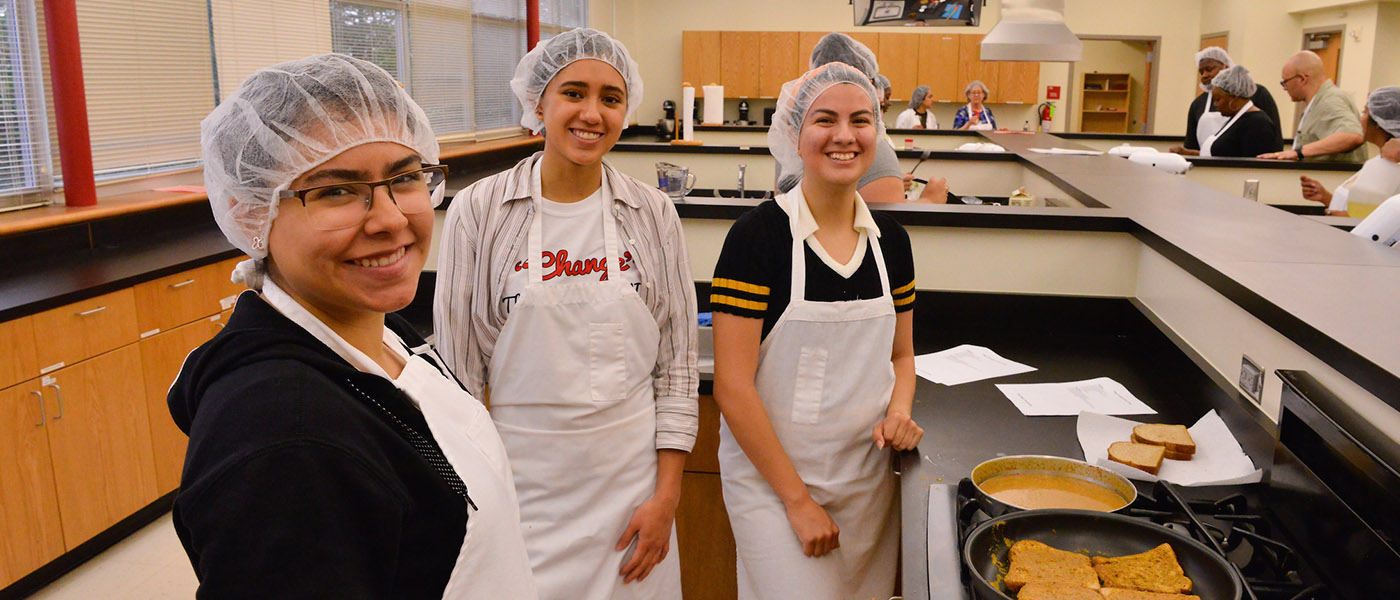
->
[953,80,996,130]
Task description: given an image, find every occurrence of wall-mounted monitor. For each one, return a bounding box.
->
[853,0,981,27]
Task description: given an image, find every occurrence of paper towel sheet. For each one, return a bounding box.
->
[682,86,695,141]
[702,85,724,124]
[1076,410,1262,486]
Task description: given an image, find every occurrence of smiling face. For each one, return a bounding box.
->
[536,59,627,168]
[1199,59,1226,88]
[797,83,877,187]
[267,141,432,322]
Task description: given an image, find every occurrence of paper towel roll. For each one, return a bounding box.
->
[682,85,695,141]
[702,85,724,125]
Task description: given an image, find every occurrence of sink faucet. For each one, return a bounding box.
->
[737,164,746,198]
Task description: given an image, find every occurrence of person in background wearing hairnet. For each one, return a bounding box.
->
[895,85,938,129]
[1300,87,1400,217]
[169,54,537,598]
[953,80,997,130]
[1173,66,1281,158]
[1171,47,1280,155]
[710,62,924,600]
[432,28,696,600]
[1259,51,1367,162]
[785,32,909,203]
[874,74,893,114]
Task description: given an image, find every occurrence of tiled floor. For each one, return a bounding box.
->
[29,513,197,599]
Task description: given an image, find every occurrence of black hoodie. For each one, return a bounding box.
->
[168,291,466,599]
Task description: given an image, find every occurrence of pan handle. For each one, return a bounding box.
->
[1156,481,1259,600]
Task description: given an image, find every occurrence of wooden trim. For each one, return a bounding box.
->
[438,134,543,161]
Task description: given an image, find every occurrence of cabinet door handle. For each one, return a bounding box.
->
[75,306,107,317]
[44,383,63,420]
[32,390,45,427]
[168,279,196,289]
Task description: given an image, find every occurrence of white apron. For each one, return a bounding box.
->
[1200,101,1254,158]
[486,198,681,600]
[965,104,994,130]
[260,279,537,599]
[717,190,900,600]
[1195,90,1230,149]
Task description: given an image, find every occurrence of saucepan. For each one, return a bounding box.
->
[969,455,1137,517]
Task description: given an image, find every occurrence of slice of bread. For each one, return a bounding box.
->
[1132,424,1196,459]
[1099,588,1202,600]
[1005,540,1100,592]
[1108,442,1165,475]
[1015,582,1105,600]
[1091,543,1193,594]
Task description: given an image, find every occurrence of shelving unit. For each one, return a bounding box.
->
[1078,72,1131,133]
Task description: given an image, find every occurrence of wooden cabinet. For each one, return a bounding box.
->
[1079,72,1131,133]
[758,32,800,98]
[31,288,139,373]
[43,345,159,548]
[0,316,38,389]
[998,61,1040,104]
[141,315,224,494]
[918,33,962,102]
[677,394,736,600]
[878,33,920,102]
[0,381,65,587]
[957,34,999,103]
[133,261,235,336]
[720,32,761,98]
[682,30,723,87]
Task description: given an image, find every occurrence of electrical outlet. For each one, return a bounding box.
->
[1239,355,1263,405]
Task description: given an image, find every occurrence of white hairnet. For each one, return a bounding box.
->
[1195,46,1233,68]
[874,74,891,93]
[1367,86,1400,137]
[1211,65,1258,99]
[511,28,643,134]
[201,53,440,285]
[909,85,930,110]
[769,63,887,193]
[964,79,990,99]
[808,32,879,78]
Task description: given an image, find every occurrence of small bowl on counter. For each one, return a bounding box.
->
[969,454,1137,516]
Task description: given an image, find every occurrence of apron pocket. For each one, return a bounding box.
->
[588,322,628,403]
[790,347,827,425]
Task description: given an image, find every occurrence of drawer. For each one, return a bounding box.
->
[32,288,140,373]
[133,263,227,335]
[0,316,38,389]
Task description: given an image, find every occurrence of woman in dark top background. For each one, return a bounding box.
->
[1190,65,1282,158]
[1172,47,1281,155]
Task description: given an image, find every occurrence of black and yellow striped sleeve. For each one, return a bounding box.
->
[879,212,917,313]
[892,278,916,311]
[710,209,778,320]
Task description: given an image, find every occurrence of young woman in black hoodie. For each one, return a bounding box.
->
[169,54,536,599]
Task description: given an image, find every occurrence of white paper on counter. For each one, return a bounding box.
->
[996,377,1155,416]
[1028,147,1105,156]
[914,344,1035,385]
[1076,410,1262,486]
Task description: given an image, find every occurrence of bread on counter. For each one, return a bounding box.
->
[1005,540,1101,592]
[1107,442,1165,475]
[1131,424,1196,461]
[1091,544,1193,594]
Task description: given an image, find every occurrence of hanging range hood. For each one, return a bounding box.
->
[980,0,1082,62]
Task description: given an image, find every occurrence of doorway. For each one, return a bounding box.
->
[1293,28,1343,129]
[1066,36,1161,134]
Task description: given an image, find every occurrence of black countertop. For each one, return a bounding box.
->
[897,293,1279,599]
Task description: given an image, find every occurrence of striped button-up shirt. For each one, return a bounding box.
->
[433,153,699,451]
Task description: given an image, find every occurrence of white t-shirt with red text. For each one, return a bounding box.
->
[500,165,641,316]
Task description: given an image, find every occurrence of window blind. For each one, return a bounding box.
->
[0,0,50,208]
[406,0,473,136]
[330,1,404,80]
[471,1,524,132]
[209,0,333,102]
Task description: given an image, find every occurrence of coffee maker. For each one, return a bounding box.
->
[655,100,676,141]
[737,100,750,125]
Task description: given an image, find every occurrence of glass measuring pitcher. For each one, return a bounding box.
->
[656,162,696,201]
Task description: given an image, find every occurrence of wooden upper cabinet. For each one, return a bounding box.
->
[44,345,159,549]
[140,317,222,494]
[847,31,881,59]
[758,32,800,98]
[957,34,1000,103]
[720,31,761,98]
[0,381,65,587]
[919,34,962,102]
[32,288,140,373]
[877,33,920,101]
[997,61,1040,104]
[0,316,38,389]
[682,31,723,87]
[797,31,823,72]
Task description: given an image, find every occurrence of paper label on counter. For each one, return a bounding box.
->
[141,328,161,339]
[915,344,1036,386]
[40,362,64,375]
[42,375,56,386]
[996,377,1155,416]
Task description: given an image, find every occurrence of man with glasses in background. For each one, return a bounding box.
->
[1258,50,1367,163]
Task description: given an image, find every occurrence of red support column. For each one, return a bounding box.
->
[43,0,96,207]
[526,0,540,51]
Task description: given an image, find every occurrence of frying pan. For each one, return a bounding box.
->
[963,509,1243,600]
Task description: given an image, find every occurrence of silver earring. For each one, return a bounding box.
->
[251,236,265,251]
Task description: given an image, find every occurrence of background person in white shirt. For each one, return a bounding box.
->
[895,85,937,129]
[433,28,697,600]
[1301,86,1400,217]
